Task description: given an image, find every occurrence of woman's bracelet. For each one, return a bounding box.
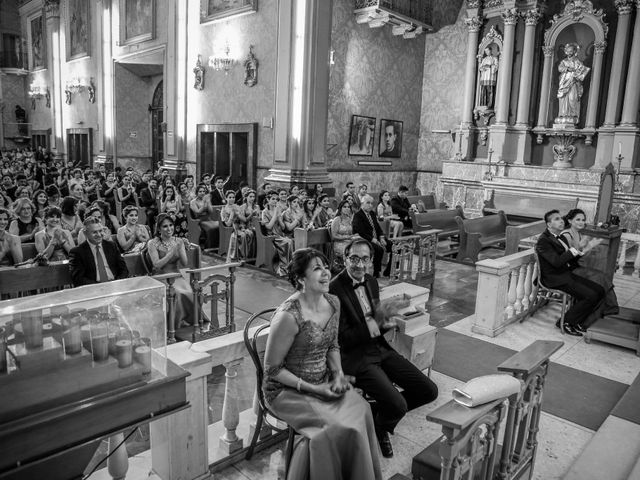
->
[331,368,344,377]
[296,377,302,393]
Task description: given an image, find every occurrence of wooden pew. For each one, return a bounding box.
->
[410,207,463,257]
[484,190,578,224]
[252,217,277,273]
[0,262,72,298]
[456,212,508,263]
[407,193,447,212]
[505,220,546,255]
[293,227,331,251]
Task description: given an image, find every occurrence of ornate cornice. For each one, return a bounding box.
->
[594,41,607,54]
[477,25,503,59]
[523,8,542,26]
[502,8,519,25]
[484,0,504,7]
[547,1,608,44]
[44,0,60,18]
[542,45,554,57]
[466,16,483,33]
[614,0,633,15]
[467,0,481,8]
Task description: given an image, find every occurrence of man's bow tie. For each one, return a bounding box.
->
[352,281,366,289]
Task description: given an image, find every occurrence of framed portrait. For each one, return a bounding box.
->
[119,0,155,45]
[29,14,46,70]
[379,119,403,158]
[66,0,90,61]
[348,115,376,157]
[200,0,258,24]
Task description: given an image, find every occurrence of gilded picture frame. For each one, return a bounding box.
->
[119,0,155,46]
[200,0,258,24]
[29,14,46,70]
[66,0,91,61]
[378,119,403,158]
[348,115,376,157]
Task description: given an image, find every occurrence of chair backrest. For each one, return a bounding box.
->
[461,211,507,235]
[243,307,279,422]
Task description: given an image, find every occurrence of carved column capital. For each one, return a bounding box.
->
[467,0,481,8]
[615,0,634,15]
[465,16,483,33]
[523,8,542,26]
[44,0,60,18]
[502,8,519,26]
[594,41,607,54]
[542,45,554,57]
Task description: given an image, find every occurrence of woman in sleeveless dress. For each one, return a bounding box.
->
[262,192,294,276]
[0,208,22,266]
[60,196,83,242]
[330,199,358,271]
[117,205,151,253]
[263,248,382,480]
[377,190,403,238]
[221,190,255,262]
[561,209,618,317]
[147,213,194,327]
[34,206,75,261]
[8,198,43,243]
[189,184,217,249]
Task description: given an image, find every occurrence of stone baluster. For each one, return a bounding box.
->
[495,8,519,125]
[535,46,555,130]
[522,261,533,311]
[620,0,640,126]
[617,237,628,274]
[515,8,541,127]
[107,433,129,480]
[514,264,526,314]
[603,0,634,127]
[585,42,607,130]
[506,268,519,319]
[219,358,244,454]
[462,16,483,127]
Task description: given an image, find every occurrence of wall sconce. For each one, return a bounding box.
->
[88,78,96,104]
[28,83,49,109]
[193,54,205,90]
[209,43,236,74]
[64,77,95,104]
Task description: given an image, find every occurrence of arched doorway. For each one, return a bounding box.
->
[150,80,163,173]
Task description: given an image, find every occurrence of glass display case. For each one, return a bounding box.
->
[0,277,188,480]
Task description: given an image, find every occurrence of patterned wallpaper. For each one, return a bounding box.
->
[326,0,426,176]
[184,0,278,176]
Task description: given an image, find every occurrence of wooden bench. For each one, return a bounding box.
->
[504,220,546,255]
[407,193,447,211]
[484,190,578,224]
[294,227,331,251]
[187,206,221,251]
[0,262,73,298]
[410,207,464,256]
[252,217,277,273]
[456,212,508,263]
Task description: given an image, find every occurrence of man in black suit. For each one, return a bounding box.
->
[352,194,391,277]
[210,176,227,206]
[390,185,416,230]
[139,177,159,228]
[329,238,438,458]
[535,209,605,335]
[69,217,128,287]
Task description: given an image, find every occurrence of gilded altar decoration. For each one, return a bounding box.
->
[555,43,590,126]
[243,46,258,87]
[552,135,578,168]
[479,47,498,109]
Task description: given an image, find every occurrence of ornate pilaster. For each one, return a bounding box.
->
[495,8,518,125]
[602,0,633,127]
[620,0,640,126]
[462,16,483,127]
[535,46,555,131]
[44,0,64,161]
[585,41,606,131]
[515,9,541,127]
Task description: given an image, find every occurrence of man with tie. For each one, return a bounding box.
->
[210,176,227,206]
[535,209,605,336]
[69,217,128,287]
[329,238,438,458]
[352,194,391,277]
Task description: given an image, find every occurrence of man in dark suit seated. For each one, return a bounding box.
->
[69,217,128,287]
[390,185,417,230]
[210,176,227,206]
[329,238,438,458]
[535,209,605,336]
[352,194,391,277]
[139,177,159,228]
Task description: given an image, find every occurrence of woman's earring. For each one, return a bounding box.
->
[300,281,306,293]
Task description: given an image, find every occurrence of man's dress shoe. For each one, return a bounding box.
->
[377,430,394,458]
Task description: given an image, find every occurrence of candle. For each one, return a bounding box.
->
[134,345,152,374]
[21,311,43,350]
[618,142,622,156]
[116,339,133,368]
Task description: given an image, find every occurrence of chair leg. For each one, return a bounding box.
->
[284,426,295,478]
[246,409,265,460]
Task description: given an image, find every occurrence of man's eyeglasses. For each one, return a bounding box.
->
[347,255,371,265]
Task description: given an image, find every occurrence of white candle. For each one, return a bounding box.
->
[618,142,622,156]
[489,140,493,151]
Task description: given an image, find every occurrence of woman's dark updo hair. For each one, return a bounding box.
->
[336,199,351,216]
[60,196,78,216]
[44,206,62,218]
[563,208,586,228]
[317,193,328,205]
[287,248,329,290]
[379,190,389,204]
[154,212,174,237]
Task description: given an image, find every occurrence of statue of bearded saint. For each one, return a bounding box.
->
[556,43,590,125]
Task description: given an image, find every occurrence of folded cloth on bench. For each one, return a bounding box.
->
[452,374,522,407]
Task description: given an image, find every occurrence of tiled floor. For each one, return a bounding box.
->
[88,252,640,480]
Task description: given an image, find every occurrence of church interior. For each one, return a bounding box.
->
[1,0,640,479]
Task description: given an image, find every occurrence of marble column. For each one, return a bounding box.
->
[515,9,541,127]
[620,0,640,126]
[266,0,332,187]
[495,8,518,125]
[602,0,633,127]
[585,42,606,131]
[95,0,114,170]
[535,46,554,130]
[44,0,64,162]
[462,16,482,127]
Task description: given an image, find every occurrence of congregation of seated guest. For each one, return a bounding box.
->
[77,204,116,244]
[60,196,83,242]
[390,185,417,230]
[330,199,358,271]
[34,206,75,262]
[239,188,260,223]
[352,194,391,278]
[377,190,403,238]
[32,189,48,220]
[263,248,382,479]
[189,183,217,249]
[101,171,119,214]
[314,194,334,228]
[160,184,187,238]
[117,175,139,210]
[139,177,160,229]
[117,205,151,254]
[561,208,619,318]
[45,184,61,208]
[0,190,12,210]
[282,194,305,234]
[301,197,317,229]
[221,189,255,262]
[261,191,293,276]
[0,207,23,266]
[8,197,43,243]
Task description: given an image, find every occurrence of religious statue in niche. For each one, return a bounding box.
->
[244,45,258,87]
[555,43,590,125]
[478,45,499,109]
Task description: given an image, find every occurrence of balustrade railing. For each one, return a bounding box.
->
[616,232,640,278]
[473,249,543,338]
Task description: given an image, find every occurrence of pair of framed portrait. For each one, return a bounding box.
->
[348,115,403,158]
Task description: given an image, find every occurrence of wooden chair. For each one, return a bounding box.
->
[534,252,572,334]
[252,217,277,273]
[243,307,295,474]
